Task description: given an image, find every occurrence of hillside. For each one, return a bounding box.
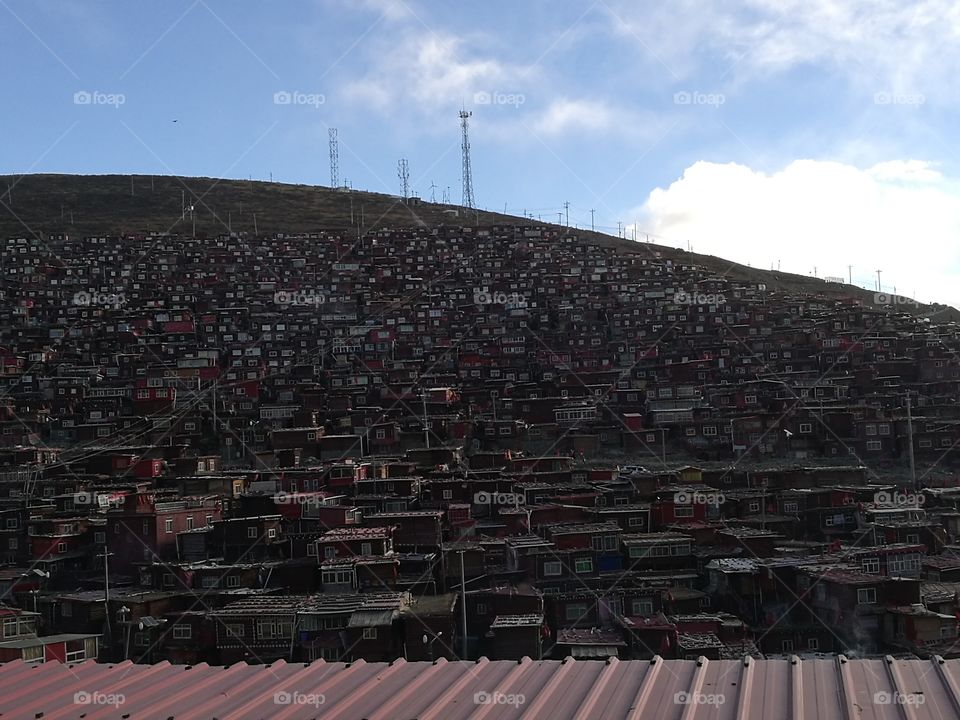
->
[2,173,956,321]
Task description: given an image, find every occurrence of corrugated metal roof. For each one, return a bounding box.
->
[3,655,960,719]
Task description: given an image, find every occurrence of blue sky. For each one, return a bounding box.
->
[3,0,960,305]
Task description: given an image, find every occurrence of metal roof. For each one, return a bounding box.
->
[3,656,960,718]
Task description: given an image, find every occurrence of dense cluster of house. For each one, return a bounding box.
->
[0,223,959,665]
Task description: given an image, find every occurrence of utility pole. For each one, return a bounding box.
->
[563,201,570,226]
[876,269,882,292]
[459,550,468,660]
[617,221,623,237]
[848,265,853,285]
[422,389,430,449]
[590,209,595,231]
[906,392,917,490]
[102,549,112,641]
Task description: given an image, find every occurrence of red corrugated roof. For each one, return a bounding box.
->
[2,655,960,718]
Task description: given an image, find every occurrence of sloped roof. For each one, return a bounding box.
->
[3,656,960,718]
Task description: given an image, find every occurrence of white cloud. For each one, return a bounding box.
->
[635,158,960,308]
[607,0,960,97]
[533,98,617,135]
[342,33,517,113]
[332,0,411,22]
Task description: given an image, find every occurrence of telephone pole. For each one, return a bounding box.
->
[459,550,468,659]
[907,392,917,490]
[590,209,595,231]
[563,201,570,226]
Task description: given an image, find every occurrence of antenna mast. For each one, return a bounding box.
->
[329,128,339,188]
[397,159,410,199]
[459,109,475,208]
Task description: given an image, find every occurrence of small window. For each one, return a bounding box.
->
[247,527,258,539]
[362,627,377,640]
[574,558,593,574]
[165,519,174,534]
[857,588,877,604]
[543,561,563,576]
[807,638,819,651]
[475,603,487,614]
[226,624,245,638]
[226,576,240,588]
[173,625,192,640]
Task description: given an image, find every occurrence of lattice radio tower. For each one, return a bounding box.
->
[397,159,410,199]
[329,128,339,188]
[459,109,475,208]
